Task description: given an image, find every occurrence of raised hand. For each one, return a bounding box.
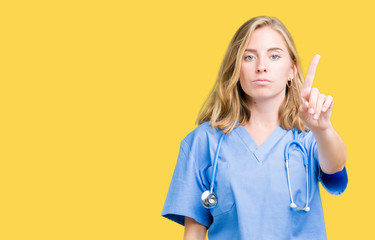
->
[298,54,334,131]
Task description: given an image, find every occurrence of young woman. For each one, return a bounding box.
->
[162,16,348,240]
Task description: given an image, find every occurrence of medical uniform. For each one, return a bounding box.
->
[162,121,348,240]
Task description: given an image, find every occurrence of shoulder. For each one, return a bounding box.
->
[179,121,223,166]
[182,121,222,148]
[279,127,315,144]
[279,128,317,153]
[296,129,315,144]
[294,129,318,156]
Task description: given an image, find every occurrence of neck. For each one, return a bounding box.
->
[245,94,285,129]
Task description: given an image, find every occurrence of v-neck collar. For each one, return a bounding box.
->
[234,122,286,162]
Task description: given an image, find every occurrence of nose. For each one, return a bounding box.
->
[256,64,267,73]
[256,58,267,73]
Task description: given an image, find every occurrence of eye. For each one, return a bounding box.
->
[244,55,255,61]
[271,54,280,60]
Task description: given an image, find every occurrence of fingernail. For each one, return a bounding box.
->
[314,114,318,119]
[322,107,326,112]
[309,108,314,114]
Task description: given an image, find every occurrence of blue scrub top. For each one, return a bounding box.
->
[162,121,348,240]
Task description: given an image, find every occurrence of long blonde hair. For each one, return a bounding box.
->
[196,16,308,134]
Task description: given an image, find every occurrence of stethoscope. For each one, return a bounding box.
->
[201,127,311,212]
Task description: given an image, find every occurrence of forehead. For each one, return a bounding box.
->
[246,26,288,50]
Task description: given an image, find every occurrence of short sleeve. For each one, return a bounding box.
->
[161,139,212,228]
[318,165,348,195]
[305,131,349,195]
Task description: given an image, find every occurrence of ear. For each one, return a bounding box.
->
[289,63,297,79]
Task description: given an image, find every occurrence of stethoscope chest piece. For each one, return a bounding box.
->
[201,133,225,209]
[201,126,311,212]
[201,190,218,209]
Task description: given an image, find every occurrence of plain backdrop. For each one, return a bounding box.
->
[0,0,373,239]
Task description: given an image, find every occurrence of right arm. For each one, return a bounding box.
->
[183,216,207,240]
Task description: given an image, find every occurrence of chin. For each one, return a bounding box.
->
[248,91,284,102]
[248,91,273,99]
[250,95,273,101]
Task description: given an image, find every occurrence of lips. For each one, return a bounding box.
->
[252,79,272,85]
[253,79,271,82]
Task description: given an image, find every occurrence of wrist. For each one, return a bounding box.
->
[310,123,334,138]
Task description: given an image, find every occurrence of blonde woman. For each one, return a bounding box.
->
[162,16,348,240]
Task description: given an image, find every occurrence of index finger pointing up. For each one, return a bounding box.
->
[302,54,321,97]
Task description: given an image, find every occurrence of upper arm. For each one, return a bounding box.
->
[161,139,213,227]
[184,216,207,240]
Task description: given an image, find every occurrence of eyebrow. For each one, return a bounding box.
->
[244,47,284,53]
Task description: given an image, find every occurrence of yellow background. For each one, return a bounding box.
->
[0,0,373,239]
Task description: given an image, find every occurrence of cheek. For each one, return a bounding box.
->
[239,76,250,95]
[239,64,251,94]
[240,63,254,79]
[240,64,246,78]
[240,65,250,82]
[274,63,292,81]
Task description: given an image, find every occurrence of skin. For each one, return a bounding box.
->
[298,54,347,174]
[183,217,207,240]
[184,26,347,239]
[240,26,297,147]
[240,26,346,174]
[239,27,296,104]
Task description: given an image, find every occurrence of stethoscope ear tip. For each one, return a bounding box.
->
[290,202,310,212]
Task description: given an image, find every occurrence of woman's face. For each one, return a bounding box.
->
[239,26,296,102]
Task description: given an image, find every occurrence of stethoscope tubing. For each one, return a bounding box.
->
[284,139,310,211]
[210,133,226,193]
[203,127,312,212]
